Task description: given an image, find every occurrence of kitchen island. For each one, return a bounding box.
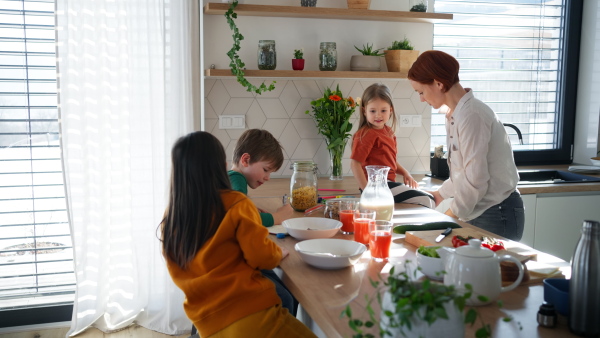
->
[250,176,584,337]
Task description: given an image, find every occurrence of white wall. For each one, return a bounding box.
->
[202,0,435,177]
[573,0,600,165]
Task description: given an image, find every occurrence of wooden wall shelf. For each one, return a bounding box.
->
[203,3,453,23]
[205,69,409,79]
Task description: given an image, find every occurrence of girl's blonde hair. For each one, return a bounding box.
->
[357,83,397,134]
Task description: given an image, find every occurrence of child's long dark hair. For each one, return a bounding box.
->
[161,131,231,269]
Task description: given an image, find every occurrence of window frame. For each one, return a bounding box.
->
[432,0,583,166]
[510,0,582,165]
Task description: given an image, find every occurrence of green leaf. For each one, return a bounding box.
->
[344,306,352,318]
[477,295,489,303]
[224,0,275,94]
[475,324,492,338]
[464,308,477,325]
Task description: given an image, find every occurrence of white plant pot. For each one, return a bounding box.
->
[381,291,465,338]
[350,55,381,72]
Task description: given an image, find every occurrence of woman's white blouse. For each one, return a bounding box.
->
[437,89,519,221]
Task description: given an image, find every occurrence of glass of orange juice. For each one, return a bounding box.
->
[369,220,393,261]
[339,200,358,234]
[354,210,375,245]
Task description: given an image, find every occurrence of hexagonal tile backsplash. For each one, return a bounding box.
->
[205,78,431,178]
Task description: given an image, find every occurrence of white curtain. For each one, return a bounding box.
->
[56,0,195,335]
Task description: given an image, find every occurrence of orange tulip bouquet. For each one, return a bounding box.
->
[306,85,357,180]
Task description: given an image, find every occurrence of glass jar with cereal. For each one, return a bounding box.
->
[290,161,318,212]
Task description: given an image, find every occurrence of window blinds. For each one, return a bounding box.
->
[432,0,566,151]
[0,0,74,309]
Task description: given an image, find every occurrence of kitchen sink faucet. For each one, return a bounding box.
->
[503,123,524,145]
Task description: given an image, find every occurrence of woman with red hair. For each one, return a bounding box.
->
[408,50,524,241]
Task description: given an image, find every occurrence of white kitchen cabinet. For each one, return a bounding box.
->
[533,192,600,261]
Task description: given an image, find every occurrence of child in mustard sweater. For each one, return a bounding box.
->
[161,131,315,337]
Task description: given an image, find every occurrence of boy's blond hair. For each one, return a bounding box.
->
[233,129,284,170]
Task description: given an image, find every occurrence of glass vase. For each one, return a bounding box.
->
[327,140,347,180]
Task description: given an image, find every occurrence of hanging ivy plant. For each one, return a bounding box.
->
[225,0,276,94]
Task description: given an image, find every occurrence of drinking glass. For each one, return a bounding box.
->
[369,220,393,261]
[339,200,358,234]
[354,210,376,245]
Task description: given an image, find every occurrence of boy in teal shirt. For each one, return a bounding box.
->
[228,129,293,226]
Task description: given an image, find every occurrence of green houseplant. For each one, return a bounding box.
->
[351,43,384,72]
[225,0,276,94]
[354,43,385,56]
[294,49,304,59]
[292,49,305,71]
[388,38,414,51]
[305,85,357,180]
[409,0,427,12]
[384,37,419,73]
[342,263,516,338]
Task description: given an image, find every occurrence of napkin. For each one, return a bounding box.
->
[268,224,288,235]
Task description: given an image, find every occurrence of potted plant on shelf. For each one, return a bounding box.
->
[342,263,516,338]
[292,49,305,71]
[347,0,370,9]
[384,37,420,74]
[409,0,427,12]
[350,43,384,72]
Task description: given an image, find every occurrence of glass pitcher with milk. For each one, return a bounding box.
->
[359,165,394,221]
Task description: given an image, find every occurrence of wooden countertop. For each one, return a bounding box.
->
[249,164,600,198]
[252,197,574,338]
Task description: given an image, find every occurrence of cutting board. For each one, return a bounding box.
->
[405,228,538,261]
[405,228,563,285]
[406,228,496,248]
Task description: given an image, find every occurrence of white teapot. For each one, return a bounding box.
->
[437,239,524,306]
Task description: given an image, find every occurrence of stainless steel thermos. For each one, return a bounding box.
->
[569,220,600,336]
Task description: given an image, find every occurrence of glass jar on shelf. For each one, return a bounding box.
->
[289,161,318,212]
[319,42,337,71]
[258,40,277,70]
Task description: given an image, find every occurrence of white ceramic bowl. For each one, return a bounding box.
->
[591,157,600,166]
[416,246,445,281]
[295,238,366,270]
[282,217,342,240]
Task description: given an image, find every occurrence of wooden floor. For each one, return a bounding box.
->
[0,325,189,338]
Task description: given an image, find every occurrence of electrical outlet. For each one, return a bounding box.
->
[219,115,245,129]
[400,115,422,127]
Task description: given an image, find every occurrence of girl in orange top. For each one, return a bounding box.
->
[351,83,435,207]
[160,131,315,338]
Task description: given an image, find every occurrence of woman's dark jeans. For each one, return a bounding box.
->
[466,191,525,241]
